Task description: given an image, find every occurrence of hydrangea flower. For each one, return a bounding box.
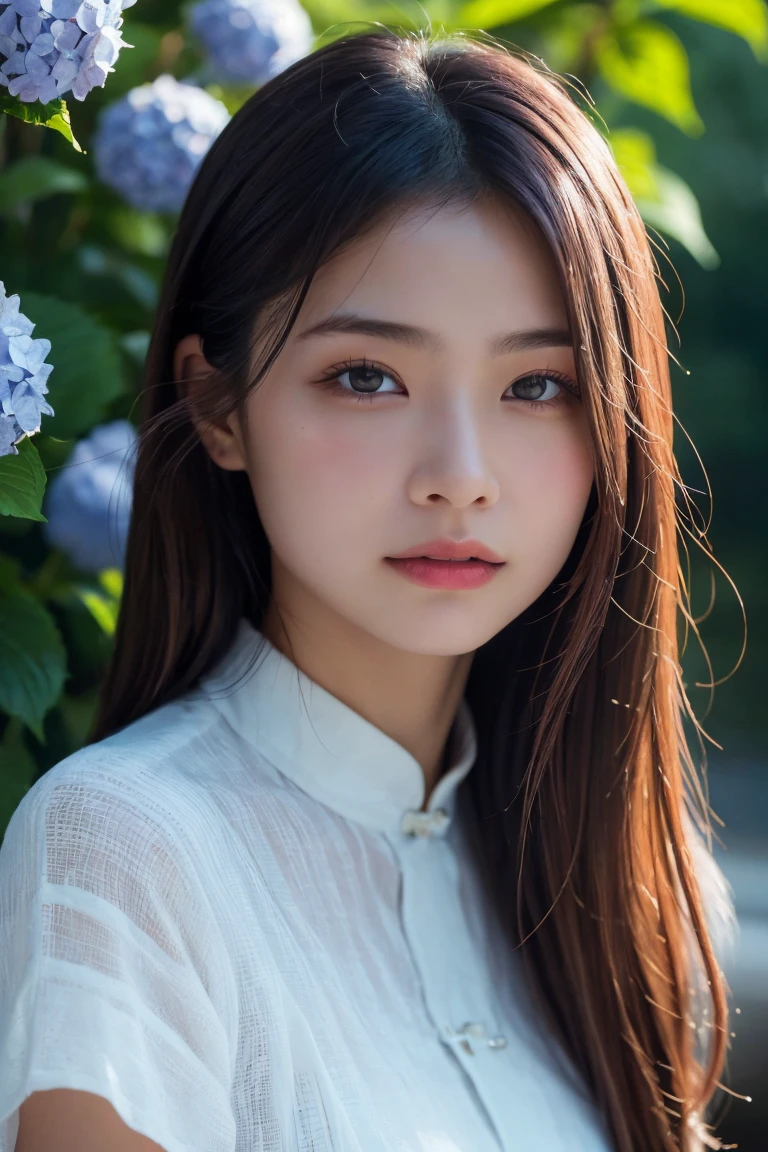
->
[189,0,312,86]
[0,0,136,105]
[92,74,230,212]
[0,281,54,458]
[42,418,137,572]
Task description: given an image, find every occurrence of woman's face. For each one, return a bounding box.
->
[184,197,595,656]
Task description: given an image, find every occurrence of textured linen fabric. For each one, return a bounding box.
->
[0,616,618,1152]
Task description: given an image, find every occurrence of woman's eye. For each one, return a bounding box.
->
[505,372,567,406]
[320,360,402,399]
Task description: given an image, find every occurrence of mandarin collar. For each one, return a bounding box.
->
[196,617,478,840]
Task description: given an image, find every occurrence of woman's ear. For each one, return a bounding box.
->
[173,333,247,473]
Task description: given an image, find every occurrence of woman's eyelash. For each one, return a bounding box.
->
[313,357,580,409]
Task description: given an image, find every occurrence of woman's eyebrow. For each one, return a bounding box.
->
[294,312,572,356]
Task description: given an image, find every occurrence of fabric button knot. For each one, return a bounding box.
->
[400,807,450,838]
[442,1022,508,1055]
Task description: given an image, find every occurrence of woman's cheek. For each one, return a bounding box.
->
[497,423,593,569]
[250,416,394,552]
[526,414,594,502]
[295,417,397,502]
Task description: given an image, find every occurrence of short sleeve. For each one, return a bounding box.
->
[0,758,237,1152]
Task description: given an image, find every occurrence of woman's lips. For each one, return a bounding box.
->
[384,556,504,590]
[388,537,505,564]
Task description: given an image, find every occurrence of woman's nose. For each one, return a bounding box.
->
[406,398,500,509]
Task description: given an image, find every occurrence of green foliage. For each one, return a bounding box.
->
[609,127,718,267]
[0,157,87,214]
[654,0,768,59]
[0,91,82,151]
[73,568,123,636]
[0,439,48,522]
[595,19,704,134]
[458,0,559,26]
[0,588,67,742]
[0,716,39,838]
[20,293,125,442]
[636,163,719,267]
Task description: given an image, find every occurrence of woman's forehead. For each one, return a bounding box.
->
[295,199,569,340]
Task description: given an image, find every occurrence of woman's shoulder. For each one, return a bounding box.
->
[49,674,273,788]
[1,686,277,886]
[1,682,345,954]
[7,695,207,825]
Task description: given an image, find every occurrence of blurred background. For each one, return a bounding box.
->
[0,0,765,1146]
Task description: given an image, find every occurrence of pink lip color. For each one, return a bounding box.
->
[384,556,504,590]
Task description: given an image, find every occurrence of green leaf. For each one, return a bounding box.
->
[0,91,82,151]
[458,0,559,26]
[0,716,39,843]
[0,156,87,214]
[0,437,48,521]
[595,20,704,135]
[538,4,603,73]
[608,127,719,268]
[107,205,170,258]
[72,569,123,636]
[609,127,660,200]
[74,587,120,635]
[20,294,125,442]
[44,105,82,151]
[636,167,720,269]
[653,0,768,60]
[98,567,124,600]
[0,591,67,742]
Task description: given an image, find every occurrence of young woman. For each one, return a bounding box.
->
[0,25,738,1152]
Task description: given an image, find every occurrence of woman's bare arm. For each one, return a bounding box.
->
[15,1089,167,1152]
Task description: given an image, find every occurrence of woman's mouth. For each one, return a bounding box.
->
[383,556,505,590]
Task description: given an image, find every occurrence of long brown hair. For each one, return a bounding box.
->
[88,26,737,1150]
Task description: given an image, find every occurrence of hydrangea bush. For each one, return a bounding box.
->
[0,0,136,105]
[92,73,230,212]
[189,0,312,86]
[42,418,137,572]
[0,282,54,458]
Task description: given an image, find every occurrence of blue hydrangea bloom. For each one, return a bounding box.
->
[0,0,136,105]
[92,74,230,212]
[42,418,137,572]
[189,0,312,86]
[0,281,54,458]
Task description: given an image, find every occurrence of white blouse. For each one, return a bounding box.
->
[0,615,621,1151]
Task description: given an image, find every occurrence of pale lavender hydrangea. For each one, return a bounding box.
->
[0,281,54,457]
[42,418,137,572]
[0,0,136,105]
[92,74,230,212]
[189,0,312,86]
